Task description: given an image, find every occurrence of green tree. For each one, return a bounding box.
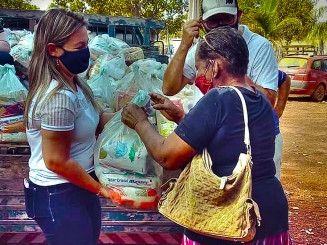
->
[49,0,188,37]
[307,7,327,55]
[0,0,39,10]
[239,0,313,44]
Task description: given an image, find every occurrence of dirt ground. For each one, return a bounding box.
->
[280,95,327,245]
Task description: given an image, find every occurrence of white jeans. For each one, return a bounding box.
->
[273,133,283,180]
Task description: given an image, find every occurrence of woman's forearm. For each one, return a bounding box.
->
[134,120,168,167]
[46,157,102,194]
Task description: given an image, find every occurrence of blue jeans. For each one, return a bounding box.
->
[24,172,101,245]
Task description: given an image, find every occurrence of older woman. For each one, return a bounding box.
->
[122,27,290,245]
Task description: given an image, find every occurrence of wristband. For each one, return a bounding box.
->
[96,185,105,196]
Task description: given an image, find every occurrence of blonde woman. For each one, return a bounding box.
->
[24,9,113,245]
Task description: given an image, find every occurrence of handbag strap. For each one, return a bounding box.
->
[203,86,252,170]
[220,86,251,155]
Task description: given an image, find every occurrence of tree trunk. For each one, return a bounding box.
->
[320,39,325,55]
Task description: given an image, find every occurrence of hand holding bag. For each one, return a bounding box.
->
[158,86,261,242]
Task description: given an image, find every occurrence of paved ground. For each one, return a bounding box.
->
[280,95,327,245]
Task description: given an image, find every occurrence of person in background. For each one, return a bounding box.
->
[162,0,278,107]
[122,27,290,245]
[0,21,15,66]
[273,70,291,179]
[24,9,114,245]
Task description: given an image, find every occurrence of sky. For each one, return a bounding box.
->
[314,0,327,22]
[30,0,52,10]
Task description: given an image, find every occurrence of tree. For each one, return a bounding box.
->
[49,0,188,37]
[307,7,327,55]
[239,0,313,44]
[0,0,39,10]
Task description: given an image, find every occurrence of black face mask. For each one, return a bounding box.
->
[58,47,90,75]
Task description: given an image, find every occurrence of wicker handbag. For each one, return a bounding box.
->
[158,86,262,242]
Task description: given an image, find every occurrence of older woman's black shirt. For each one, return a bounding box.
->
[175,87,288,244]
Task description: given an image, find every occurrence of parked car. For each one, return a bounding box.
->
[279,55,327,102]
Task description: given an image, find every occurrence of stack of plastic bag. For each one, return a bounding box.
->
[0,65,28,142]
[10,33,34,73]
[89,34,130,58]
[95,91,162,210]
[4,29,31,48]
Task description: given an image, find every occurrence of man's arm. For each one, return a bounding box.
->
[246,76,277,106]
[248,41,278,106]
[162,20,201,96]
[275,74,291,118]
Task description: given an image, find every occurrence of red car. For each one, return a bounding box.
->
[279,56,327,102]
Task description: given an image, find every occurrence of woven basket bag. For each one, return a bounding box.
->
[158,86,262,242]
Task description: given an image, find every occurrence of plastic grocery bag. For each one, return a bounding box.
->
[95,165,162,210]
[171,84,203,113]
[95,90,154,174]
[10,33,34,72]
[120,47,144,65]
[89,35,129,58]
[103,54,127,80]
[0,64,27,142]
[0,65,27,99]
[88,64,117,112]
[156,111,177,138]
[4,29,31,48]
[115,60,163,111]
[94,90,163,210]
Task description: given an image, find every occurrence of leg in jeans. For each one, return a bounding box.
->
[25,181,101,245]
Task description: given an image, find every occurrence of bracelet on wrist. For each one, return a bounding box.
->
[96,185,105,196]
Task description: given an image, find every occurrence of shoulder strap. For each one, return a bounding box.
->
[220,86,251,155]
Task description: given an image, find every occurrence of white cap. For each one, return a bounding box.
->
[202,0,238,20]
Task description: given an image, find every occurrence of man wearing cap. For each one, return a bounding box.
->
[162,0,283,180]
[162,0,278,106]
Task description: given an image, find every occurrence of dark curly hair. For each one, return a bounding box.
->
[196,26,249,77]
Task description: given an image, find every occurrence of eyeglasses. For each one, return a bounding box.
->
[202,14,237,30]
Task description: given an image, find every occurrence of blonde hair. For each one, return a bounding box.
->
[25,9,100,128]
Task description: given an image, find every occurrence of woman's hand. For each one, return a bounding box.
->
[150,93,185,124]
[121,103,148,129]
[99,186,113,199]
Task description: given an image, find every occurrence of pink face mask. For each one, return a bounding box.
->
[195,60,215,95]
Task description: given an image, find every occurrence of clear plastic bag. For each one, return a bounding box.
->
[120,47,144,65]
[10,33,34,72]
[115,60,163,111]
[4,29,31,48]
[88,63,117,112]
[0,64,27,99]
[170,84,203,113]
[0,64,27,141]
[95,91,153,174]
[89,34,130,58]
[94,90,163,210]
